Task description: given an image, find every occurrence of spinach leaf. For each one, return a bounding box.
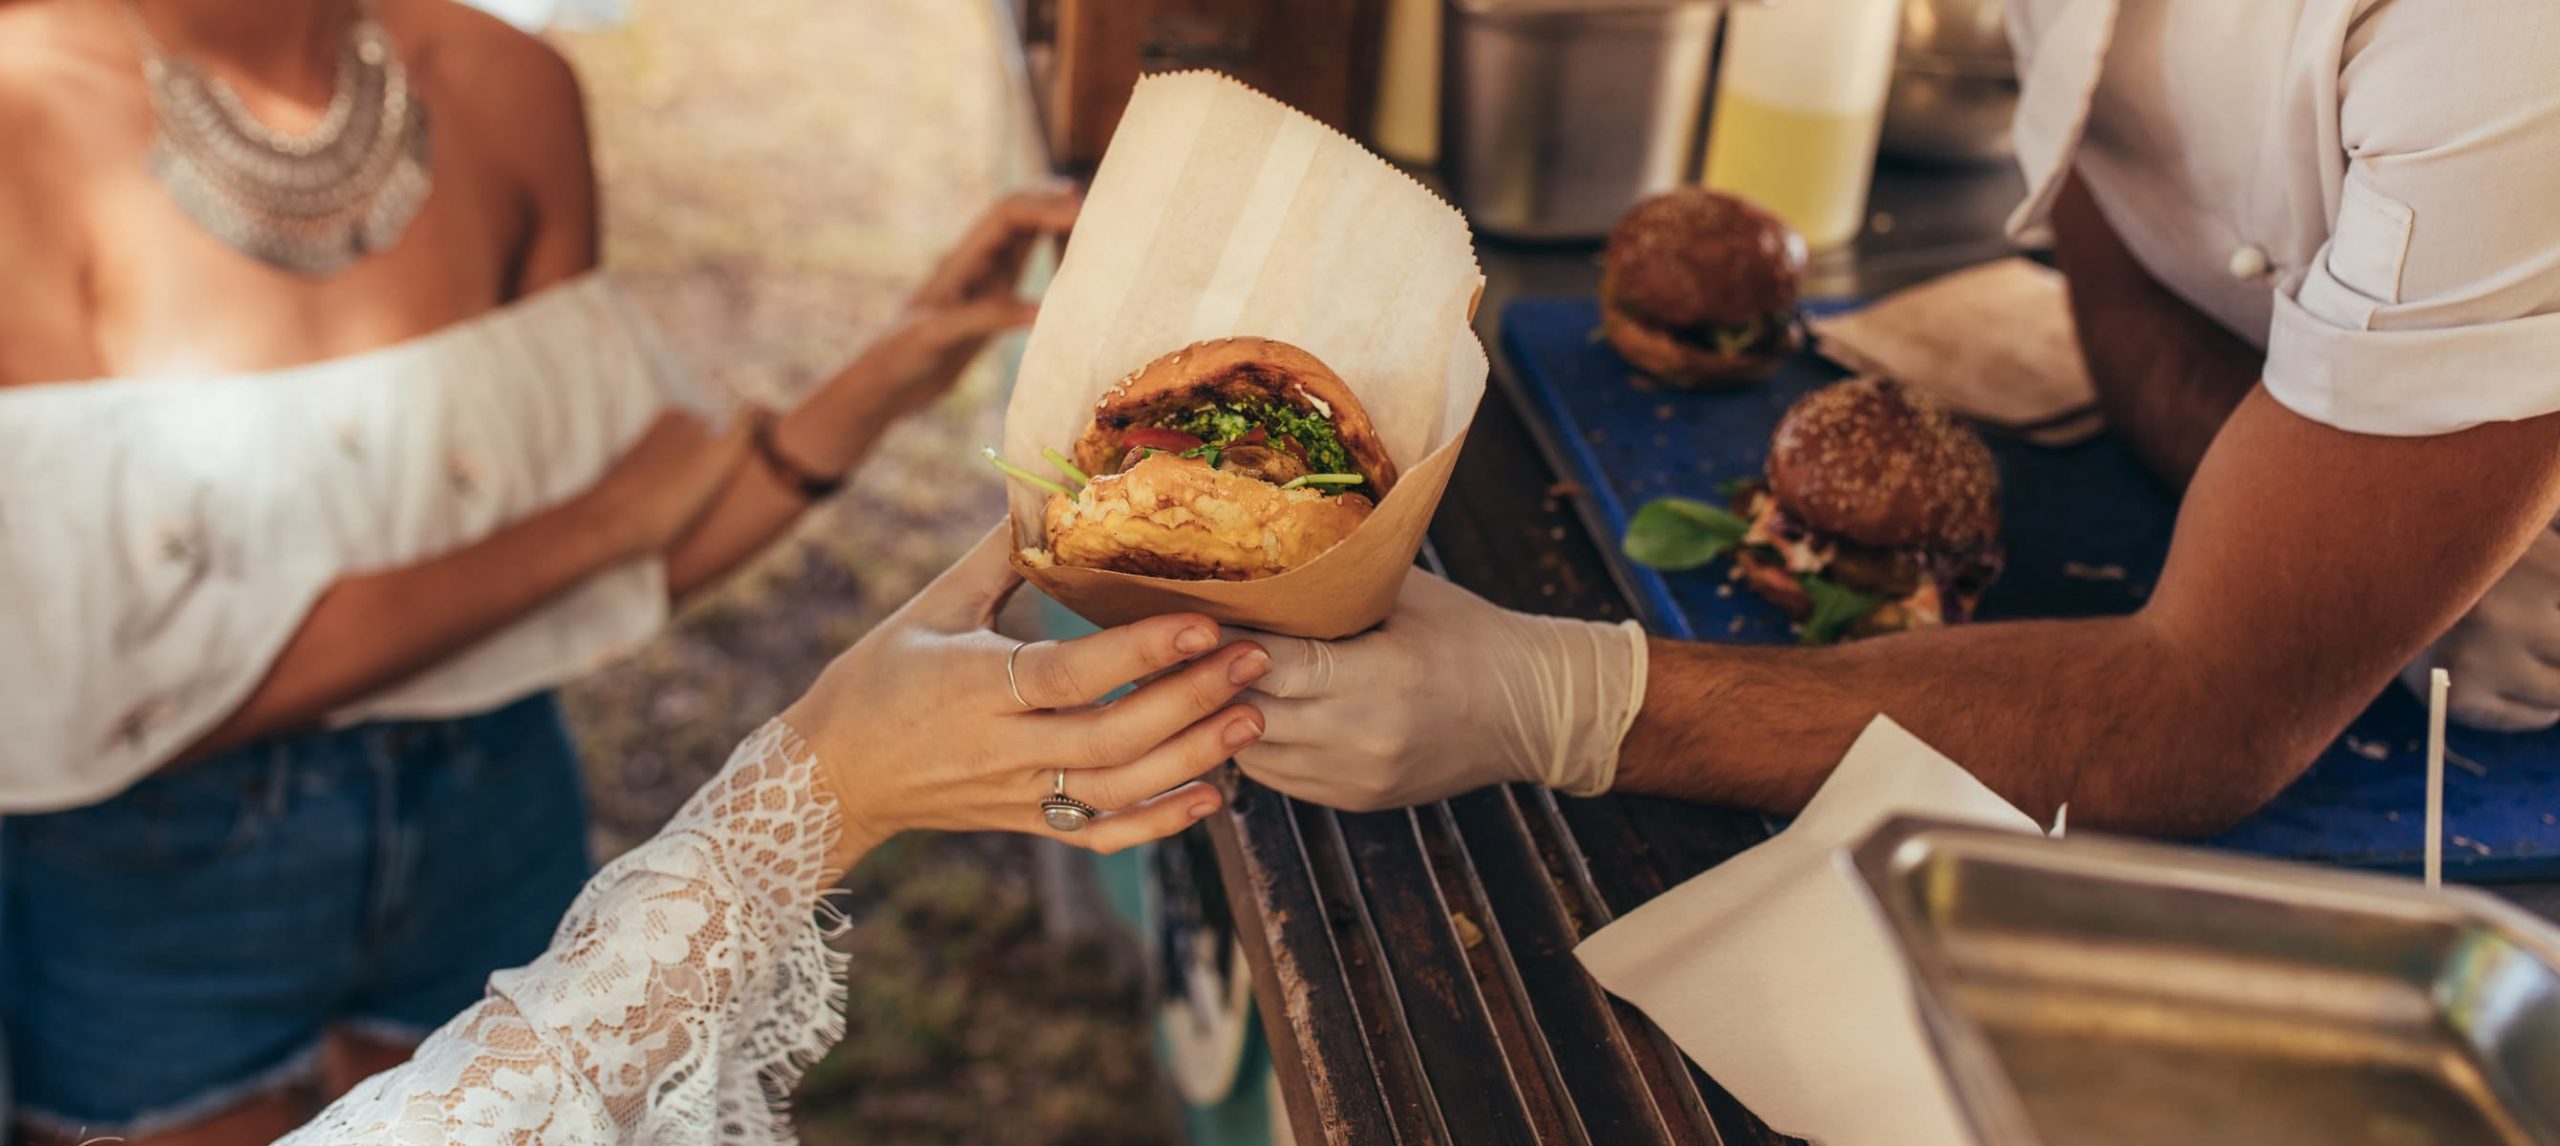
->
[1798,574,1881,646]
[1623,497,1752,571]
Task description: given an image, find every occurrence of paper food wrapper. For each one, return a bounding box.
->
[1576,716,2043,1146]
[1812,258,2102,448]
[1000,72,1486,639]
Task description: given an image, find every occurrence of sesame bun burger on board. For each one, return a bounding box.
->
[996,337,1397,582]
[1731,377,2003,637]
[1600,188,1809,388]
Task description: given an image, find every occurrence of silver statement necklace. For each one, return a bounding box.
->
[119,0,431,275]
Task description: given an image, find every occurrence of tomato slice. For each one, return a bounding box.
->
[1235,425,1268,446]
[1122,426,1204,452]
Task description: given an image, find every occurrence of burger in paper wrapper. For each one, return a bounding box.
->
[996,70,1486,639]
[1016,338,1397,582]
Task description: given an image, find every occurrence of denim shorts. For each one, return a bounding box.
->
[1,691,593,1137]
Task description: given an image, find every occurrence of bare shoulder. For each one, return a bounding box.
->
[387,0,593,185]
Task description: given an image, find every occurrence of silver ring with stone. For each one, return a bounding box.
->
[1041,768,1097,832]
[1006,640,1035,711]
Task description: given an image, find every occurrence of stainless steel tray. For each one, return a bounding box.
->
[1850,817,2560,1145]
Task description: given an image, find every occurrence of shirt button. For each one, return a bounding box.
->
[2228,243,2272,281]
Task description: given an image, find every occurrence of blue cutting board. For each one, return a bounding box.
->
[1502,296,2560,880]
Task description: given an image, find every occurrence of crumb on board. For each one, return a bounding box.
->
[1652,434,1670,448]
[1655,404,1676,421]
[1541,583,1558,597]
[2345,736,2391,761]
[2448,750,2487,777]
[2386,810,2401,822]
[1547,481,1584,498]
[2063,562,2128,582]
[1716,584,1733,598]
[1450,910,1485,949]
[1549,526,1567,541]
[1727,617,1748,633]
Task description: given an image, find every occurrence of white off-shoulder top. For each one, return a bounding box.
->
[0,272,710,812]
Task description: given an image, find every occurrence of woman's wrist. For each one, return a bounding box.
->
[779,702,892,873]
[789,356,902,472]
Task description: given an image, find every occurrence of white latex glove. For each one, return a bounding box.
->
[2404,524,2560,731]
[1229,569,1649,811]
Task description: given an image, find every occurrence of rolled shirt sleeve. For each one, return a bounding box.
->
[2265,2,2560,436]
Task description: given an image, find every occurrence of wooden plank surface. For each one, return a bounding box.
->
[1209,164,2036,1144]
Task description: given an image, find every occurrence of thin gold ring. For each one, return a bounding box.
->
[1006,640,1035,711]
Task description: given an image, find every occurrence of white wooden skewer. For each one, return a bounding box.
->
[2426,667,2450,890]
[2051,802,2068,840]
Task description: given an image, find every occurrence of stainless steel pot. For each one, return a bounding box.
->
[1440,0,1726,240]
[1881,0,2020,165]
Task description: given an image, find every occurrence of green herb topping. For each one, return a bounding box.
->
[1798,574,1880,646]
[1622,497,1752,571]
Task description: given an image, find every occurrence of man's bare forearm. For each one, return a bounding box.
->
[2050,176,2263,489]
[181,496,642,762]
[1614,615,2296,836]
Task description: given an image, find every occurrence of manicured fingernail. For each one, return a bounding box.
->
[1189,800,1221,819]
[1223,713,1263,749]
[1174,625,1217,654]
[1228,647,1271,685]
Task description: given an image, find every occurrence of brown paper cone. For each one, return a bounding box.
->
[1000,72,1486,639]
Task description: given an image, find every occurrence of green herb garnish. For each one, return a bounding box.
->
[1622,497,1752,571]
[982,446,1069,497]
[1041,448,1091,487]
[1170,400,1355,477]
[1281,473,1365,490]
[1711,318,1765,359]
[1798,574,1880,646]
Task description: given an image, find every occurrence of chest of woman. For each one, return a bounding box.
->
[71,74,534,380]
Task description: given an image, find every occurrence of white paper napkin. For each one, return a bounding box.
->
[1575,716,2041,1146]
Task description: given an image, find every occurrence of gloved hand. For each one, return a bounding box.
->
[2405,524,2560,732]
[1229,570,1649,811]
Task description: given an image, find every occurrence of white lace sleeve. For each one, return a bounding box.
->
[284,720,848,1145]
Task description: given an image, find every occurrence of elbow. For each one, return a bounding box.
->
[2076,712,2332,840]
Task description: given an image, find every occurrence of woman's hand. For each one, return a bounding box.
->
[579,410,758,560]
[784,526,1267,869]
[836,188,1081,424]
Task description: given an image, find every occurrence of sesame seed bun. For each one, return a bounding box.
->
[1600,189,1807,387]
[1765,378,2000,552]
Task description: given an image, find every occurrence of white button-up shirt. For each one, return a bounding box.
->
[2007,0,2560,436]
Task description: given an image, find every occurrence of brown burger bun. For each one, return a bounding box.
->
[1044,452,1375,582]
[1765,377,1999,552]
[1601,189,1807,388]
[1601,305,1796,387]
[1072,337,1398,493]
[1732,547,1934,640]
[1733,548,1814,620]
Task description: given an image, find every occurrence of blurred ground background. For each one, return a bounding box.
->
[549,3,1179,1142]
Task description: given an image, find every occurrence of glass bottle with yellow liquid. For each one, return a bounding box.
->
[1701,0,1905,251]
